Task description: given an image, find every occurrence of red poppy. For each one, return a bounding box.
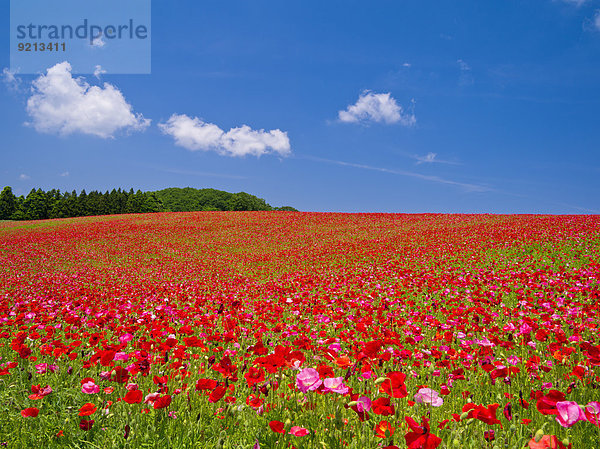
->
[536,390,566,415]
[153,395,172,409]
[404,416,442,449]
[78,403,97,416]
[503,402,513,421]
[244,367,265,387]
[374,420,395,438]
[153,375,168,385]
[195,378,218,391]
[209,386,226,403]
[21,407,39,418]
[380,371,408,398]
[269,420,285,434]
[79,419,94,431]
[372,397,395,416]
[462,403,502,426]
[122,389,143,404]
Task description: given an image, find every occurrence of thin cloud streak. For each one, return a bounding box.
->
[301,155,491,192]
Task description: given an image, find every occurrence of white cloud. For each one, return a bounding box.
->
[60,171,70,177]
[93,65,107,79]
[19,174,30,181]
[595,10,600,30]
[414,152,460,165]
[159,114,291,157]
[91,35,106,48]
[26,62,150,138]
[402,62,412,68]
[338,91,416,126]
[2,68,21,91]
[416,152,438,164]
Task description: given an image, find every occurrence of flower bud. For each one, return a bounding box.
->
[459,411,469,421]
[374,377,387,385]
[534,429,545,443]
[347,401,358,407]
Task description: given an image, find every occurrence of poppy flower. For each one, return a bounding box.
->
[528,435,571,449]
[153,395,172,409]
[462,403,502,426]
[269,420,285,434]
[289,426,309,436]
[78,403,97,416]
[503,402,513,421]
[356,396,372,412]
[555,401,584,427]
[79,419,94,431]
[29,384,52,400]
[536,390,566,415]
[413,388,443,407]
[195,378,218,391]
[585,401,600,426]
[21,407,39,418]
[372,397,395,416]
[381,371,408,398]
[322,377,349,394]
[374,420,395,438]
[81,381,100,394]
[244,367,265,387]
[404,416,442,449]
[209,386,226,403]
[123,389,143,404]
[295,368,322,393]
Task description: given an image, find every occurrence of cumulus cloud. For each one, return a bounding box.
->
[595,10,600,30]
[338,91,416,126]
[60,171,70,177]
[26,62,150,138]
[19,174,30,181]
[159,114,291,157]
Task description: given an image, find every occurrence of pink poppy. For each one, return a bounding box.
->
[414,388,443,407]
[296,368,322,393]
[322,377,349,394]
[289,426,309,436]
[356,396,372,413]
[555,401,585,427]
[81,381,100,394]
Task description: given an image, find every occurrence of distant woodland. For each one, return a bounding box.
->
[0,186,297,220]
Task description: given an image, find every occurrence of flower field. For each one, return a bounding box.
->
[1,212,599,448]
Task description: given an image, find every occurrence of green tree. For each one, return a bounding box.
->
[0,186,17,219]
[140,192,164,213]
[22,188,50,220]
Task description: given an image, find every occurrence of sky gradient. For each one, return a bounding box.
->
[2,0,600,213]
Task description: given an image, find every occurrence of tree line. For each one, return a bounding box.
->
[0,186,297,221]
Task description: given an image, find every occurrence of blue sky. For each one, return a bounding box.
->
[1,0,600,213]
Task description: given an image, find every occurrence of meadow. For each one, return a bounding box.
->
[0,212,599,449]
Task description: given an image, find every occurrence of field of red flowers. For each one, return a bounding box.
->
[1,213,599,448]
